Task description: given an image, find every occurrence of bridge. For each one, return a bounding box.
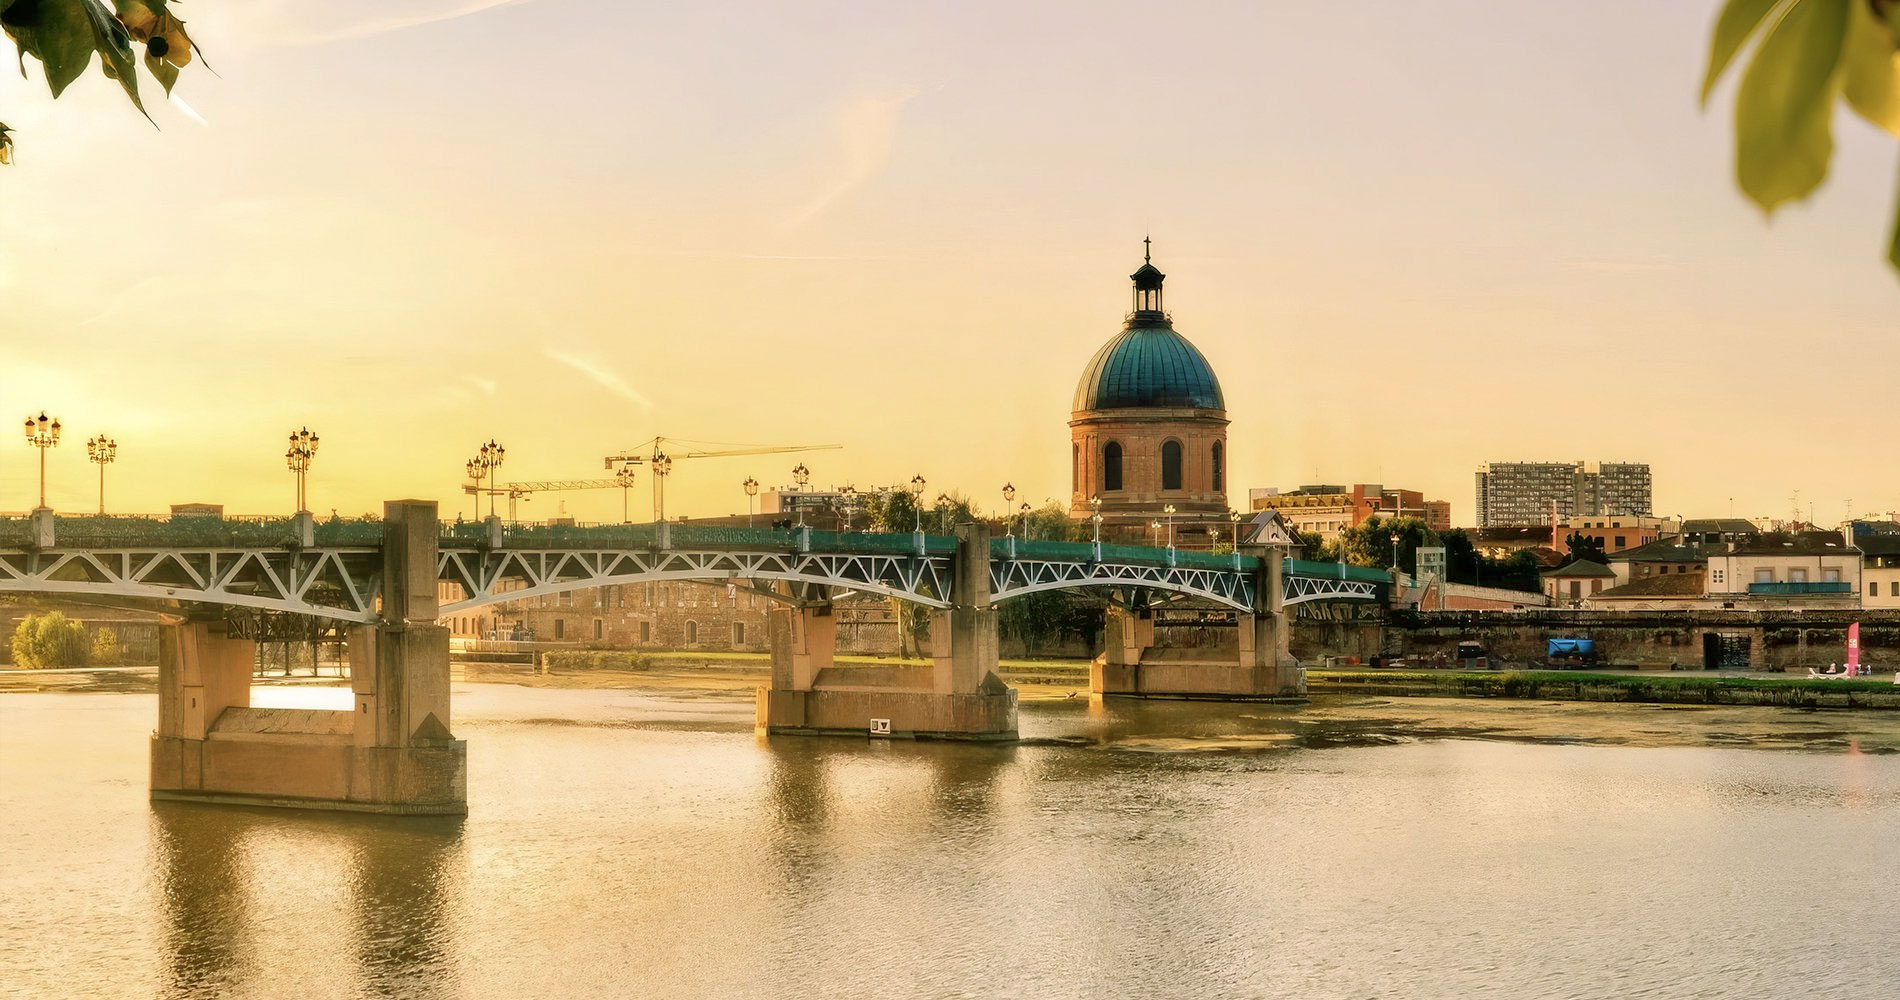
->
[0,503,1389,815]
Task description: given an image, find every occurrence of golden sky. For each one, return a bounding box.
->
[2,0,1897,527]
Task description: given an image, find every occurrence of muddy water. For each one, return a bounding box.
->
[3,684,1897,999]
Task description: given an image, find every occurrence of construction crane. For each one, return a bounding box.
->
[461,479,626,522]
[603,437,841,522]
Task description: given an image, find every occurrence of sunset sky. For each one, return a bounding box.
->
[2,0,1897,527]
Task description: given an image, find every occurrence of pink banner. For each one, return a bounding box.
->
[1848,622,1861,675]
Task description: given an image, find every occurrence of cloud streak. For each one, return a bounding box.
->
[784,90,918,229]
[244,0,533,46]
[544,349,653,409]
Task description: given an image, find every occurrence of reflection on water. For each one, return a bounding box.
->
[4,686,1900,999]
[149,804,465,1000]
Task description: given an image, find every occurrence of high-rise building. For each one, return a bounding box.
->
[1474,461,1652,528]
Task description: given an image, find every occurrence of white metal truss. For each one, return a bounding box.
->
[1281,574,1382,607]
[0,547,383,622]
[438,548,956,614]
[989,559,1257,611]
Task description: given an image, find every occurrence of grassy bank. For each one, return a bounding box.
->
[1309,669,1900,709]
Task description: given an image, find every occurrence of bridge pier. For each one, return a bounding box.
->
[756,524,1017,740]
[151,500,466,815]
[1091,544,1304,701]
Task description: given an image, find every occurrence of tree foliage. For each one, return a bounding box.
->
[9,610,91,667]
[1703,0,1900,277]
[1561,532,1609,567]
[0,0,202,163]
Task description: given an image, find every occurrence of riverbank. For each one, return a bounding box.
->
[1311,669,1900,709]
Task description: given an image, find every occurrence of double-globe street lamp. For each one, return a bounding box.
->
[286,427,319,514]
[652,452,673,523]
[908,474,926,532]
[1164,503,1178,552]
[1090,495,1103,545]
[87,435,117,514]
[839,484,857,533]
[1002,482,1016,537]
[743,476,759,527]
[24,412,60,511]
[791,464,811,526]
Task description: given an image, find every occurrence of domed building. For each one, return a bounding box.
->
[1070,243,1231,537]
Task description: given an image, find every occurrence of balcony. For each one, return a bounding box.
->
[1746,581,1853,596]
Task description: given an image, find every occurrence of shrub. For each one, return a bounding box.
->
[542,650,650,671]
[91,628,122,666]
[10,612,92,668]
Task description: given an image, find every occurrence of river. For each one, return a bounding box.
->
[3,683,1898,999]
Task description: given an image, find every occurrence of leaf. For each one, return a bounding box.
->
[1734,0,1853,212]
[1890,163,1900,277]
[1843,0,1900,135]
[1704,0,1789,104]
[77,0,143,114]
[0,121,12,165]
[2,0,103,97]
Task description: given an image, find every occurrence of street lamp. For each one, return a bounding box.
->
[792,464,812,527]
[1002,482,1016,536]
[1019,501,1032,540]
[908,474,926,532]
[1164,503,1177,551]
[839,484,856,533]
[1150,519,1163,547]
[87,435,116,515]
[744,476,760,528]
[936,492,951,534]
[465,458,483,521]
[1390,532,1402,571]
[1229,510,1242,551]
[652,452,673,523]
[470,439,504,519]
[616,465,638,524]
[1090,495,1103,545]
[285,426,319,514]
[24,412,60,511]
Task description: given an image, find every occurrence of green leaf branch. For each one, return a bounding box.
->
[1704,0,1900,277]
[0,0,202,164]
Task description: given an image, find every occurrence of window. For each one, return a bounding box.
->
[1073,444,1080,493]
[640,621,651,643]
[1614,536,1625,548]
[1568,581,1581,599]
[1790,568,1809,584]
[685,620,698,644]
[1823,568,1841,583]
[559,590,572,607]
[1871,582,1879,597]
[1212,441,1224,492]
[553,619,565,639]
[1712,569,1725,585]
[593,619,603,640]
[732,622,745,645]
[1754,568,1774,584]
[1161,440,1183,491]
[1103,442,1123,492]
[1891,581,1898,597]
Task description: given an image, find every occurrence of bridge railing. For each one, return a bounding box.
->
[1283,558,1393,584]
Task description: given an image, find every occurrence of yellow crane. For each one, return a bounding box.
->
[461,479,628,522]
[603,437,841,522]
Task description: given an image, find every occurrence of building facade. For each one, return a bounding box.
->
[1557,515,1670,557]
[1248,484,1451,541]
[1070,245,1230,537]
[1474,460,1653,528]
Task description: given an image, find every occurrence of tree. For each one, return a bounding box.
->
[1438,528,1545,594]
[90,626,121,665]
[1703,0,1900,278]
[1,0,204,164]
[1334,516,1436,573]
[1288,529,1328,561]
[1562,532,1609,567]
[9,611,91,667]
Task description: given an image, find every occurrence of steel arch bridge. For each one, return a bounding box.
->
[0,520,1389,622]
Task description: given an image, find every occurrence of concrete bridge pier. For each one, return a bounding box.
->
[151,500,466,814]
[1091,543,1305,701]
[756,523,1017,740]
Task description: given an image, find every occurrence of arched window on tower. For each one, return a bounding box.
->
[1103,442,1123,492]
[1161,440,1183,491]
[1212,441,1224,492]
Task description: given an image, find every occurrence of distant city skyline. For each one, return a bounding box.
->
[2,1,1896,524]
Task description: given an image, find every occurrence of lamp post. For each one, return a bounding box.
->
[791,464,811,526]
[87,435,116,514]
[285,426,319,514]
[471,439,504,519]
[1390,532,1401,572]
[1164,503,1177,552]
[1002,482,1016,537]
[24,412,60,511]
[936,492,951,534]
[744,476,760,528]
[616,465,638,523]
[1229,510,1242,551]
[652,452,672,523]
[1090,495,1103,545]
[465,458,483,521]
[1150,519,1162,547]
[908,474,926,532]
[1019,501,1032,540]
[839,485,856,533]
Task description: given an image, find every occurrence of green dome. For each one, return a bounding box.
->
[1073,318,1225,412]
